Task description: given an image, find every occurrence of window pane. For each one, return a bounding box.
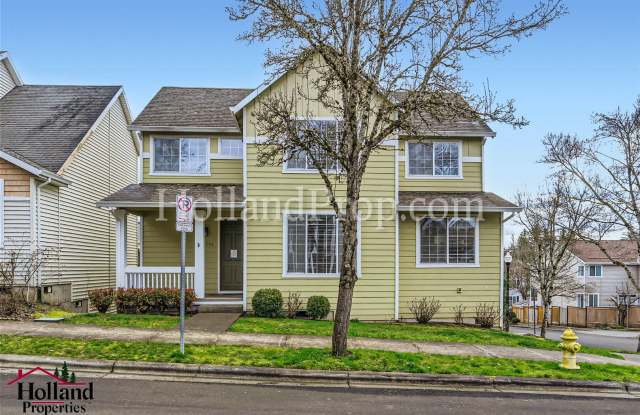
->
[420,218,447,263]
[448,218,476,264]
[434,143,459,176]
[153,139,180,172]
[220,138,243,157]
[287,215,306,273]
[408,143,433,176]
[288,120,340,171]
[306,215,337,274]
[180,138,209,173]
[576,294,585,308]
[589,294,599,307]
[577,266,584,276]
[589,265,602,277]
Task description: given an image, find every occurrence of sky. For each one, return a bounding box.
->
[1,0,639,237]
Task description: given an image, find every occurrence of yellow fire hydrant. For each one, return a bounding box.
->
[558,328,581,370]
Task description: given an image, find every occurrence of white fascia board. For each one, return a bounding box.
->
[230,78,277,114]
[0,53,24,86]
[397,205,522,213]
[96,201,245,209]
[0,150,70,186]
[129,125,242,134]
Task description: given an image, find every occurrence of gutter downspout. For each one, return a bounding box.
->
[36,178,52,286]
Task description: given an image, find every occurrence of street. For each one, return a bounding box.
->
[511,326,640,353]
[0,374,636,414]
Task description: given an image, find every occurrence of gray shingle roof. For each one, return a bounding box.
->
[131,87,253,132]
[0,85,120,172]
[398,191,518,212]
[570,240,639,264]
[97,183,244,208]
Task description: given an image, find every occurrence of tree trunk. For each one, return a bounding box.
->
[331,196,359,357]
[540,302,549,338]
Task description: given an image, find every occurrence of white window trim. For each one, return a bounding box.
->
[283,117,342,174]
[576,293,600,307]
[415,216,480,268]
[404,140,464,180]
[281,209,361,278]
[149,136,211,176]
[215,137,244,160]
[0,179,4,247]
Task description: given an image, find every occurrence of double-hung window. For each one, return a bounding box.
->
[417,217,478,266]
[219,138,243,158]
[407,141,461,177]
[153,137,209,174]
[285,213,356,276]
[577,265,603,277]
[576,293,599,307]
[285,120,342,172]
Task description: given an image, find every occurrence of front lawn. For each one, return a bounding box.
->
[230,317,622,359]
[63,313,180,330]
[0,335,638,383]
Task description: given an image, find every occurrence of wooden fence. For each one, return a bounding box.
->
[514,305,640,328]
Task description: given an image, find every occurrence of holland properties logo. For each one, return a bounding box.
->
[6,364,94,414]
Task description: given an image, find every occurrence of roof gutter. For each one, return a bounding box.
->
[96,201,246,209]
[0,150,70,186]
[397,205,521,213]
[129,125,242,134]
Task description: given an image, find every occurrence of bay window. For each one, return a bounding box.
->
[152,137,209,174]
[407,141,461,177]
[284,212,357,276]
[417,217,478,266]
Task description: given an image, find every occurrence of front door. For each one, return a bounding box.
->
[219,220,243,292]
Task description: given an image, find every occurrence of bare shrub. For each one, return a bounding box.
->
[453,305,466,325]
[285,291,303,318]
[409,297,441,324]
[474,304,498,328]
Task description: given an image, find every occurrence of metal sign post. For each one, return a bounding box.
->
[176,194,194,354]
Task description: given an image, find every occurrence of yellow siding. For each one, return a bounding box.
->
[42,97,138,300]
[399,213,502,320]
[141,133,243,184]
[398,137,483,192]
[245,143,397,320]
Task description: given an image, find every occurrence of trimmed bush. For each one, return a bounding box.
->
[408,297,441,324]
[252,288,283,317]
[474,303,498,328]
[88,289,114,313]
[307,296,330,320]
[114,288,196,314]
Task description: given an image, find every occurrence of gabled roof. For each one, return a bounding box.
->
[0,51,23,87]
[131,87,253,133]
[0,85,123,172]
[570,240,639,264]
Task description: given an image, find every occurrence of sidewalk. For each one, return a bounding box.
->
[1,320,638,367]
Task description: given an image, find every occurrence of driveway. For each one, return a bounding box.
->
[511,326,640,353]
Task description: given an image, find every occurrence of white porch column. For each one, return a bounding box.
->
[113,209,128,289]
[194,216,205,298]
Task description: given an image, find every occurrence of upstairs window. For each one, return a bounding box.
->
[219,138,243,158]
[153,138,209,174]
[284,120,342,172]
[576,293,599,307]
[418,217,477,266]
[577,265,603,277]
[407,141,461,177]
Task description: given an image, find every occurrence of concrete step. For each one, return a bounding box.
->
[196,304,243,313]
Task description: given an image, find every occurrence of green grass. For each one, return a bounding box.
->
[62,313,180,330]
[0,335,638,383]
[230,317,622,359]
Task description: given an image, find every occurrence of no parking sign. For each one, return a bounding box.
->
[176,194,193,232]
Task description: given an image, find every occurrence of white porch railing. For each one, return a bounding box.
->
[124,266,196,290]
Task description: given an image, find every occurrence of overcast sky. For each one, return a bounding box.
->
[1,0,639,238]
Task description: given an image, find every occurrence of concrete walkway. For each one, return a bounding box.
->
[1,320,638,367]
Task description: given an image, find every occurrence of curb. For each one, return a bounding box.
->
[1,353,638,396]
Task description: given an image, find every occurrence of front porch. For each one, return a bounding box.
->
[98,184,245,307]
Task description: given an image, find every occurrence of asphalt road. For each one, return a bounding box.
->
[511,326,640,353]
[0,374,636,415]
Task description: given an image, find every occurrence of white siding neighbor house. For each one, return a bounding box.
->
[0,52,138,311]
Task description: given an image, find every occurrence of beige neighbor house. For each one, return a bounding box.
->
[0,52,138,311]
[98,57,519,322]
[552,240,640,308]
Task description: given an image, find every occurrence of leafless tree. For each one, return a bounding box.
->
[0,239,57,317]
[610,282,638,327]
[509,233,533,301]
[515,179,594,338]
[543,97,640,292]
[228,0,566,355]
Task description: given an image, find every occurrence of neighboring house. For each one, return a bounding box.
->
[98,57,518,321]
[550,240,640,308]
[0,52,138,310]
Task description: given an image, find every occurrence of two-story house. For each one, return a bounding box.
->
[98,59,518,322]
[0,52,139,311]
